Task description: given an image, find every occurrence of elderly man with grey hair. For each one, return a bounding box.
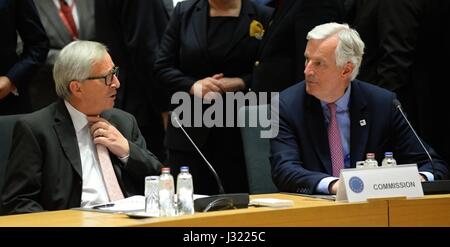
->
[270,23,448,195]
[1,41,163,215]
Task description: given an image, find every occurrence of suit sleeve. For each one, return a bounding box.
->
[120,113,163,193]
[270,97,330,194]
[1,120,44,215]
[6,0,49,88]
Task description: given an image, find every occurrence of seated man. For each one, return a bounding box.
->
[270,22,448,195]
[1,41,163,214]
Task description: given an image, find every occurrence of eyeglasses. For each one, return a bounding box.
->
[85,66,119,86]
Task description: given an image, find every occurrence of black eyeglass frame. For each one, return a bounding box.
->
[85,66,119,86]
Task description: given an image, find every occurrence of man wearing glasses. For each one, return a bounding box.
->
[1,41,163,215]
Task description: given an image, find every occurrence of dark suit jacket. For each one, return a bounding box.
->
[0,0,49,115]
[1,100,163,215]
[251,0,345,93]
[95,0,169,117]
[154,0,272,150]
[270,80,448,194]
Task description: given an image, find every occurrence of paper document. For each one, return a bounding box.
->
[249,198,294,208]
[281,192,336,201]
[89,194,209,213]
[90,195,145,212]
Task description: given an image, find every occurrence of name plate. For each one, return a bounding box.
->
[336,164,424,202]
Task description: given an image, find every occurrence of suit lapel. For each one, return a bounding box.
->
[305,94,332,174]
[349,81,370,168]
[53,100,82,178]
[192,0,209,61]
[76,0,88,39]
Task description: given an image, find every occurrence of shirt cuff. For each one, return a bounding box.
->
[119,154,129,164]
[316,176,339,194]
[419,171,434,182]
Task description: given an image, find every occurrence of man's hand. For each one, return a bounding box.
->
[0,76,16,100]
[88,116,129,158]
[329,179,340,194]
[189,73,224,101]
[420,174,427,182]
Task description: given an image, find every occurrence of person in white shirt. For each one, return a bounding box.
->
[1,41,162,215]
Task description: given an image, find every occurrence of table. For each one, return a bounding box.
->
[0,193,388,226]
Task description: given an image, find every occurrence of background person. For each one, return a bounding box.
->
[154,0,272,194]
[0,0,49,115]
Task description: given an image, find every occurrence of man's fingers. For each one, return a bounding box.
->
[205,82,222,93]
[212,73,224,80]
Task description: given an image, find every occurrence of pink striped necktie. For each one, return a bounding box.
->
[96,144,124,201]
[327,103,344,177]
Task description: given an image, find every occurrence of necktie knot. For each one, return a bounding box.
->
[327,103,337,116]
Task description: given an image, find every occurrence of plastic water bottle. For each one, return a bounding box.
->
[364,153,378,168]
[158,167,176,216]
[355,161,366,169]
[381,152,397,167]
[144,176,160,216]
[176,166,194,215]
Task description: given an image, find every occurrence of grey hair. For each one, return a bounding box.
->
[307,22,365,80]
[53,41,108,100]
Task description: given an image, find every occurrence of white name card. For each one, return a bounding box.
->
[336,164,424,202]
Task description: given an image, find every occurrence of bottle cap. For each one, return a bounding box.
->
[180,166,189,172]
[366,153,375,158]
[384,152,393,157]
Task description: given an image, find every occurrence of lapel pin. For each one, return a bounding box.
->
[359,119,366,126]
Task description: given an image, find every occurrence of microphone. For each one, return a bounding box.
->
[172,115,249,212]
[393,99,450,194]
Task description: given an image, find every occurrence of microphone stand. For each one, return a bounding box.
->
[173,116,249,211]
[394,100,450,194]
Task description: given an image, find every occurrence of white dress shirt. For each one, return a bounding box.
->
[173,0,185,8]
[64,101,110,207]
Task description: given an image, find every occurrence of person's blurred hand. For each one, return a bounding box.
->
[190,73,224,101]
[0,76,16,100]
[217,77,245,92]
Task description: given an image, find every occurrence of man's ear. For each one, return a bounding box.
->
[341,62,354,78]
[69,80,82,96]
